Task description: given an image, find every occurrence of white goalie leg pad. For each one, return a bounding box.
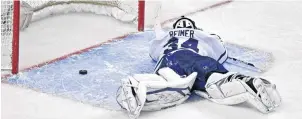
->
[116,68,197,118]
[198,72,281,113]
[116,73,167,113]
[116,77,147,119]
[243,78,281,113]
[143,67,197,111]
[204,72,249,104]
[117,74,168,118]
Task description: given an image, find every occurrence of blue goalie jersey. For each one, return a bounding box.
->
[149,28,228,64]
[149,28,229,90]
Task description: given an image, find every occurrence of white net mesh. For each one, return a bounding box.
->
[1,0,162,75]
[25,0,139,24]
[1,0,143,75]
[1,0,14,73]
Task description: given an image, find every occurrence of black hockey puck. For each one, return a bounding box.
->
[79,70,87,75]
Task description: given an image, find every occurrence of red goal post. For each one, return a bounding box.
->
[1,0,146,75]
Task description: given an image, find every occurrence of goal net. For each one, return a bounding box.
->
[1,0,159,75]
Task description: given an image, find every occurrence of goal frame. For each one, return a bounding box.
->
[11,1,20,74]
[5,0,145,75]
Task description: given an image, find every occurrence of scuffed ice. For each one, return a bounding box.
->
[4,31,273,110]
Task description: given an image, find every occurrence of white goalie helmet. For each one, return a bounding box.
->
[173,16,197,29]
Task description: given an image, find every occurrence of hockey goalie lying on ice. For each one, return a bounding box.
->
[116,16,281,118]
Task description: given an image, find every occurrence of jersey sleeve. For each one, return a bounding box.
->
[194,30,228,64]
[149,29,168,62]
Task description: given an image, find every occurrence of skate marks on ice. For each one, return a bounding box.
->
[224,43,273,75]
[3,31,273,110]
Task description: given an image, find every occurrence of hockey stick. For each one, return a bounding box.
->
[226,57,263,72]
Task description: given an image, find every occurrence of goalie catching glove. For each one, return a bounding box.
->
[116,67,197,119]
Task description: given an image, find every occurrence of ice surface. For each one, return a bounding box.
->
[2,31,272,111]
[2,1,302,119]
